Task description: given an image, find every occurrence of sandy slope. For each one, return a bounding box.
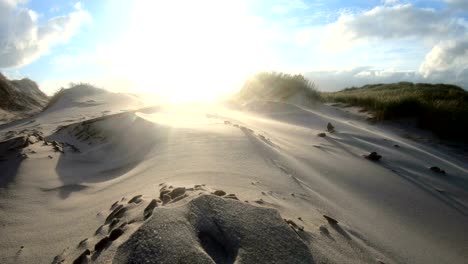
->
[0,90,467,263]
[0,73,48,125]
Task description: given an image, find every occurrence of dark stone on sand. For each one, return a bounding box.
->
[319,225,329,235]
[159,189,170,200]
[254,199,265,204]
[323,215,338,225]
[224,194,239,200]
[128,195,143,204]
[5,136,29,151]
[109,218,120,230]
[393,144,400,148]
[213,190,226,196]
[109,228,124,241]
[144,199,158,219]
[162,194,171,205]
[78,238,88,248]
[105,205,127,224]
[110,201,119,211]
[169,187,186,199]
[317,132,326,137]
[94,237,110,251]
[73,249,90,264]
[327,122,335,132]
[169,194,187,203]
[430,166,446,174]
[364,152,382,161]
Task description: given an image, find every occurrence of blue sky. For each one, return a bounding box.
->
[1,0,467,100]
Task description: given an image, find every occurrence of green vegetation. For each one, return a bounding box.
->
[321,82,468,141]
[237,72,320,103]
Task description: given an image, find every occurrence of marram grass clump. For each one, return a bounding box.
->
[321,82,468,141]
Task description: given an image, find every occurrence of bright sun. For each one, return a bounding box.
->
[106,0,271,102]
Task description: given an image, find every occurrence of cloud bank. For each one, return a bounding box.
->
[0,1,90,68]
[314,3,468,90]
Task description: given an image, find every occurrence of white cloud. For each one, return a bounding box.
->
[324,4,465,48]
[305,64,468,92]
[310,3,468,89]
[305,68,420,91]
[0,1,91,68]
[419,39,468,82]
[446,0,468,11]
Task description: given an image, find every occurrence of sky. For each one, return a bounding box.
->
[0,0,467,101]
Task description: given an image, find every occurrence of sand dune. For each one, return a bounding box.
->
[1,88,467,263]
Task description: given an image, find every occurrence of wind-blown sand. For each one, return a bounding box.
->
[0,88,467,263]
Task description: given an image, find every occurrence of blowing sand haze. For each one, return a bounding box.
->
[1,1,468,263]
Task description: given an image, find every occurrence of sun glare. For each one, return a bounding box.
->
[108,0,270,102]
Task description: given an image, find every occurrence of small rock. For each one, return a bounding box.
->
[317,132,326,137]
[95,225,105,235]
[327,122,335,132]
[319,225,329,235]
[194,184,204,190]
[393,144,400,148]
[364,152,382,161]
[159,189,171,200]
[213,190,226,196]
[105,205,127,224]
[298,217,303,221]
[119,222,128,229]
[254,199,265,204]
[323,215,338,225]
[224,194,239,200]
[78,238,88,248]
[73,249,90,264]
[109,228,124,241]
[110,201,119,211]
[27,136,38,144]
[94,237,110,251]
[285,219,304,232]
[169,187,186,199]
[430,166,446,174]
[169,194,187,203]
[109,218,119,230]
[162,194,171,205]
[144,199,158,219]
[48,155,53,159]
[261,191,266,195]
[128,195,143,204]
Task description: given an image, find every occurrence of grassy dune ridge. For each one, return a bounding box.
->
[237,72,321,102]
[321,82,468,141]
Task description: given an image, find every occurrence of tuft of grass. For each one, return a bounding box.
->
[43,87,66,111]
[321,82,468,141]
[237,72,320,103]
[43,82,101,111]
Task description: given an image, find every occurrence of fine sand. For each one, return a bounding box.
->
[1,88,467,263]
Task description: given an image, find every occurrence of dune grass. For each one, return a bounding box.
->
[237,72,320,102]
[321,82,468,141]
